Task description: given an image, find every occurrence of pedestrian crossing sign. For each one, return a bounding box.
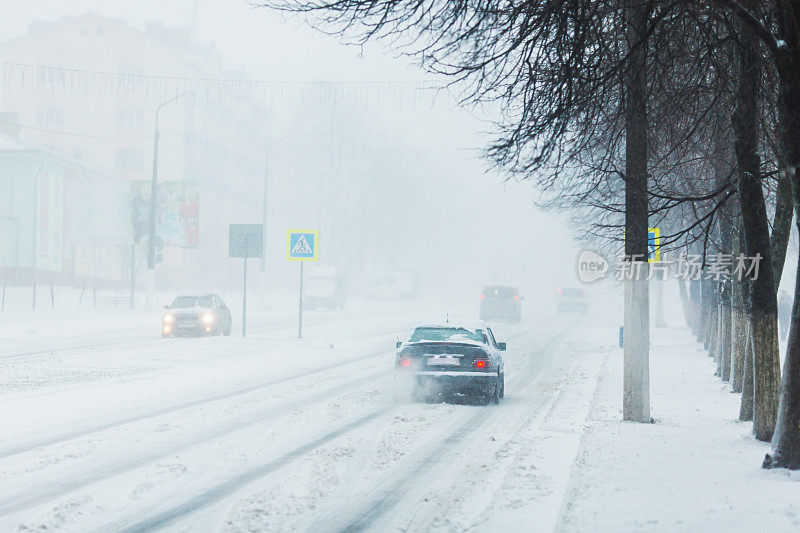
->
[287,230,318,261]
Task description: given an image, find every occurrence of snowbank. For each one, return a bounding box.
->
[557,325,800,532]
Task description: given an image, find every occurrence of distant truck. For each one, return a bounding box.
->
[362,269,421,300]
[304,267,348,310]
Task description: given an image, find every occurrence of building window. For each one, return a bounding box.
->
[36,107,63,126]
[116,109,144,129]
[117,69,144,90]
[115,149,144,171]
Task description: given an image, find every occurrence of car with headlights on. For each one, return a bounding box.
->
[162,294,232,337]
[393,322,505,404]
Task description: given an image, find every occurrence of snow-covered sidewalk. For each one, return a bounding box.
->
[556,324,800,532]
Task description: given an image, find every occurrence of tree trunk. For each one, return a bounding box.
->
[750,314,780,440]
[678,279,692,327]
[720,285,732,382]
[764,0,800,469]
[714,110,735,382]
[699,278,711,345]
[740,326,754,421]
[690,278,702,337]
[731,228,747,393]
[732,304,747,391]
[709,303,719,365]
[771,174,793,289]
[701,278,715,349]
[622,0,650,423]
[732,5,780,442]
[767,255,800,469]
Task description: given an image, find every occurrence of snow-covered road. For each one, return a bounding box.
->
[0,301,614,532]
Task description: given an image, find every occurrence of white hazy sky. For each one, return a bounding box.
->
[0,1,582,296]
[0,0,425,82]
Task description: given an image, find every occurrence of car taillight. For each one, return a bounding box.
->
[513,295,519,300]
[473,359,489,369]
[400,359,411,367]
[480,294,485,299]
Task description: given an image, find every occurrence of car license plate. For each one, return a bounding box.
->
[427,355,459,366]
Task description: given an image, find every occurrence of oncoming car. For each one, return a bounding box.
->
[162,294,232,337]
[393,322,505,404]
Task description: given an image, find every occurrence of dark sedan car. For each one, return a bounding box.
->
[393,322,505,404]
[479,285,522,322]
[162,294,232,337]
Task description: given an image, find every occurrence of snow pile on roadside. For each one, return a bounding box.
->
[556,325,800,532]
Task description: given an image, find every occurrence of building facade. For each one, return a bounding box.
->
[0,13,269,291]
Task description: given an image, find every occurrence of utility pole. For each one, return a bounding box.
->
[298,262,304,339]
[260,151,268,274]
[145,120,160,311]
[130,243,136,309]
[243,237,249,337]
[259,135,291,299]
[145,92,190,311]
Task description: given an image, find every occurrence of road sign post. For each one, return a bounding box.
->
[230,224,264,337]
[287,230,318,339]
[299,262,304,338]
[243,239,248,337]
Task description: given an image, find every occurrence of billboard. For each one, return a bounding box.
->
[129,181,199,248]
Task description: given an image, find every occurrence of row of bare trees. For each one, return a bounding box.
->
[261,0,800,468]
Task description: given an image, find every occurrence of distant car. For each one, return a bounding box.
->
[479,285,522,322]
[556,287,589,313]
[162,294,232,337]
[304,266,348,310]
[393,322,505,404]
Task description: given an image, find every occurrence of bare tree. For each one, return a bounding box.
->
[261,0,800,467]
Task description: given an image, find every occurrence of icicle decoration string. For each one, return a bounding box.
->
[0,61,447,111]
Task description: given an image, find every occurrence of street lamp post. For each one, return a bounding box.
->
[145,92,190,312]
[260,150,269,274]
[258,134,292,299]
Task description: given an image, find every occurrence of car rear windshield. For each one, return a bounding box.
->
[400,343,488,358]
[560,288,586,297]
[483,286,518,298]
[409,327,487,344]
[171,296,213,308]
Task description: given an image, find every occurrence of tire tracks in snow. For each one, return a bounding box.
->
[0,307,423,458]
[0,364,394,518]
[84,322,541,531]
[0,345,394,461]
[112,407,394,533]
[315,319,578,532]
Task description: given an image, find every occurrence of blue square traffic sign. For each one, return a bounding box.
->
[287,230,318,261]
